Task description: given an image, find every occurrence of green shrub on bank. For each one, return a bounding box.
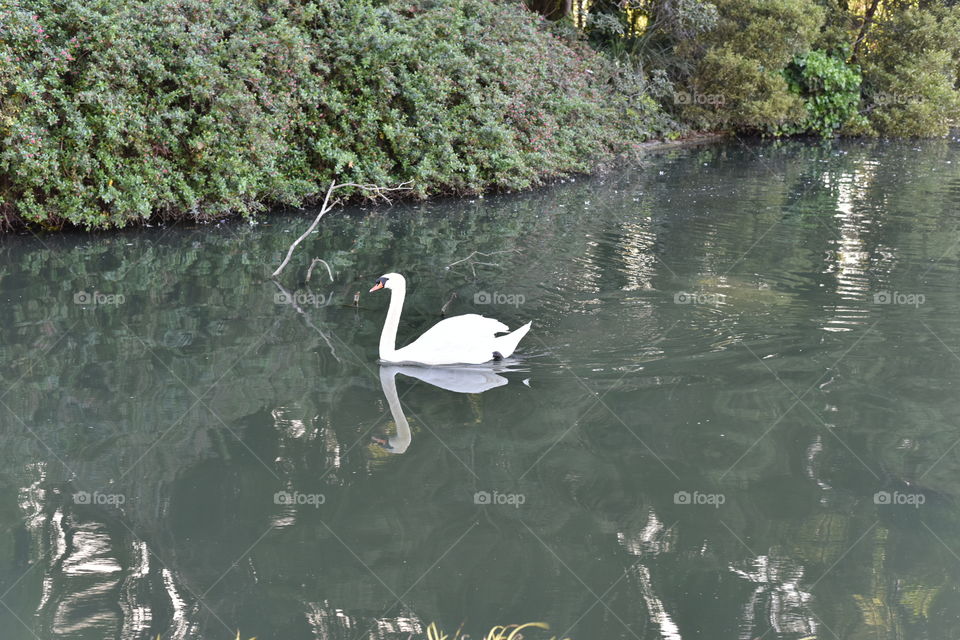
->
[859,5,960,138]
[782,49,867,137]
[678,0,824,133]
[572,0,960,139]
[0,0,673,230]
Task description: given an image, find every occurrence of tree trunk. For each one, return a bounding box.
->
[852,0,881,62]
[524,0,568,21]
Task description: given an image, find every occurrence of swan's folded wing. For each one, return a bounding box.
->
[402,314,509,357]
[421,314,509,338]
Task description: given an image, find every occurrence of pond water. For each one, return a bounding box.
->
[2,137,960,640]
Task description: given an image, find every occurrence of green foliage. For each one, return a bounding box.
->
[781,49,868,137]
[0,0,674,229]
[426,621,569,640]
[859,4,960,137]
[678,0,825,133]
[583,0,718,66]
[579,0,960,139]
[810,0,856,54]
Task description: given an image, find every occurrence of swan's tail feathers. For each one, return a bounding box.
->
[494,321,532,358]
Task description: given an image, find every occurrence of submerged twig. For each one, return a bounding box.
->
[440,291,458,316]
[271,280,341,363]
[445,249,520,278]
[306,258,334,283]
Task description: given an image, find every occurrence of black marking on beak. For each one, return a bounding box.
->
[369,276,388,293]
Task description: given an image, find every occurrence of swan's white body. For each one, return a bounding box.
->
[371,273,531,365]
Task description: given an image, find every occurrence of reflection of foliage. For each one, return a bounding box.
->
[426,621,569,640]
[3,140,960,637]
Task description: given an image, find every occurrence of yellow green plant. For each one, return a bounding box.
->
[426,621,571,640]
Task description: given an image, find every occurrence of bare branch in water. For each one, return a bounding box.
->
[330,181,413,203]
[272,180,413,279]
[272,181,336,279]
[445,249,520,277]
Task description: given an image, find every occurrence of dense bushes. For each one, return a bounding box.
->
[576,0,960,138]
[675,0,960,136]
[5,0,958,231]
[680,0,824,133]
[782,49,867,137]
[0,0,673,229]
[859,4,960,137]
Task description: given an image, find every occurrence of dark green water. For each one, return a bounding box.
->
[2,138,960,640]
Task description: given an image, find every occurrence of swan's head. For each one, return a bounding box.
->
[369,272,404,293]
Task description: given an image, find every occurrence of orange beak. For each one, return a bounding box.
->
[369,281,385,292]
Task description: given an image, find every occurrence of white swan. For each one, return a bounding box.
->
[369,273,531,365]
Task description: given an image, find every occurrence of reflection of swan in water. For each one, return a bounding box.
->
[373,364,511,454]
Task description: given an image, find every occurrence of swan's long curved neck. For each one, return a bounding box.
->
[379,367,411,454]
[379,280,406,361]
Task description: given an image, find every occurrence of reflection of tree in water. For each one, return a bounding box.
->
[1,139,960,638]
[0,182,612,637]
[730,552,814,638]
